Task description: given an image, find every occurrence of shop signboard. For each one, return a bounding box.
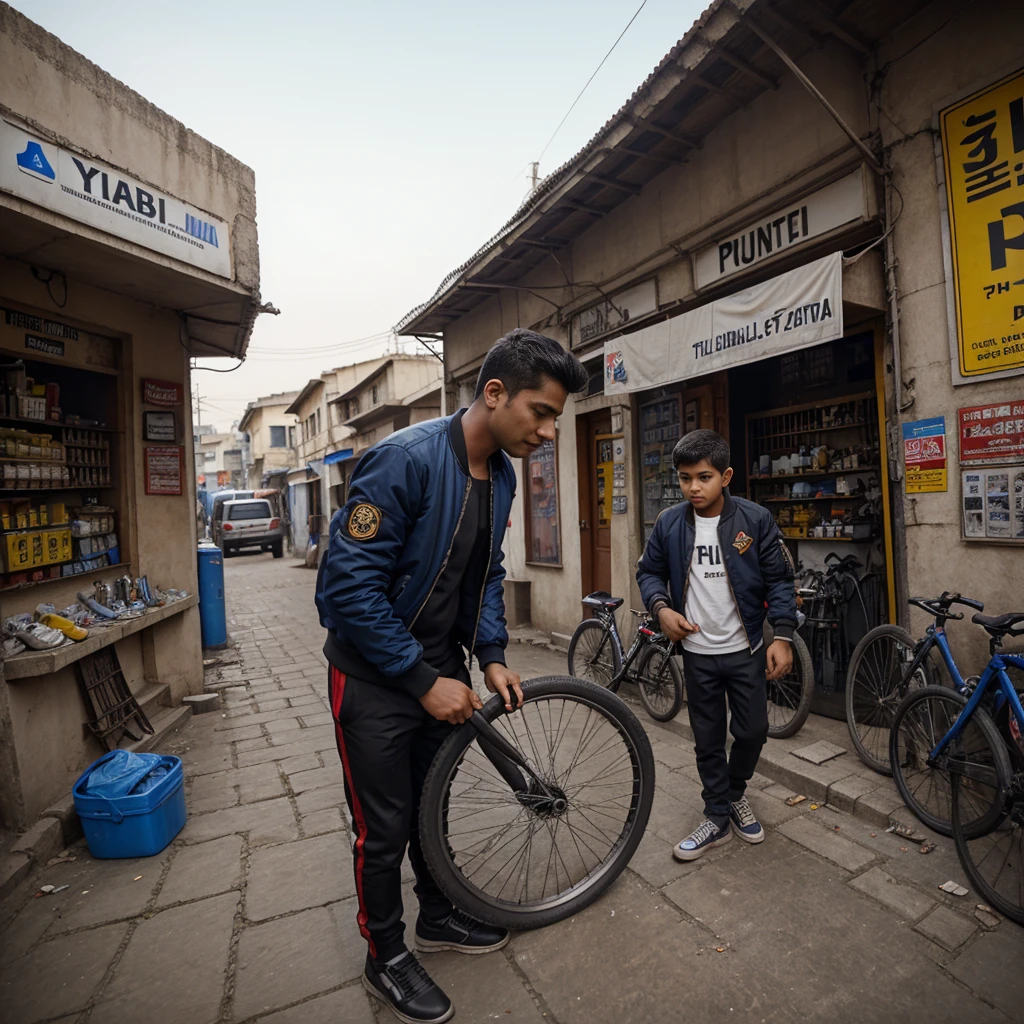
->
[903,417,948,494]
[603,252,842,394]
[958,401,1024,462]
[939,67,1024,382]
[0,116,232,279]
[962,467,1024,541]
[144,446,183,495]
[693,169,868,290]
[142,379,184,406]
[573,280,657,346]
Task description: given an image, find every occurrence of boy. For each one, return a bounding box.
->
[636,429,796,861]
[316,329,588,1024]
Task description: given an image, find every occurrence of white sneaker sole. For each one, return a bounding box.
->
[673,828,732,862]
[732,825,765,844]
[414,932,510,955]
[361,973,455,1024]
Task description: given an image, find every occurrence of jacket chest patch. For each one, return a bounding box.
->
[732,530,753,555]
[348,503,382,540]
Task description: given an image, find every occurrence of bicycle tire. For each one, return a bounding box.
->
[418,676,655,931]
[567,619,622,690]
[889,686,1007,838]
[951,750,1020,925]
[845,625,920,774]
[767,632,814,739]
[635,644,684,722]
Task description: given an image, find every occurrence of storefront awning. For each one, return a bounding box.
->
[603,252,843,394]
[324,448,354,466]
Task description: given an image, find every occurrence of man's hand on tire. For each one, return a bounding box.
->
[420,676,483,725]
[484,663,524,712]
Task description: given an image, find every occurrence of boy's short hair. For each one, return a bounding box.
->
[475,328,589,399]
[672,429,731,473]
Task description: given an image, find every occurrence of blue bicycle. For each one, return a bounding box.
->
[889,594,1024,924]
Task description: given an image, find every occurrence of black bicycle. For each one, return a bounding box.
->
[418,675,655,930]
[566,592,684,722]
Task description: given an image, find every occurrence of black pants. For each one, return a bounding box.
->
[681,646,768,829]
[329,664,463,961]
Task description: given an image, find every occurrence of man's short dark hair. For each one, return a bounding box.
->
[672,429,731,473]
[474,328,589,399]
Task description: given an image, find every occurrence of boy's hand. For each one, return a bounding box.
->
[657,607,699,643]
[765,640,793,681]
[420,677,483,724]
[484,663,524,712]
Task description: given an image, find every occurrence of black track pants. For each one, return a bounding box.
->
[681,647,768,829]
[329,664,463,961]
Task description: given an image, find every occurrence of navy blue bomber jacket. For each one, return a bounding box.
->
[636,492,797,650]
[315,410,515,698]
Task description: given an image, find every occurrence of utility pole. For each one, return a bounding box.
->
[192,384,203,429]
[529,161,539,192]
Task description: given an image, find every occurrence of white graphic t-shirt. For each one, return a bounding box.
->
[682,514,750,655]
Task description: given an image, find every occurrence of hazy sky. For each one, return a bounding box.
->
[10,0,707,429]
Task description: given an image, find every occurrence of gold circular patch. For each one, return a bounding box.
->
[347,503,382,540]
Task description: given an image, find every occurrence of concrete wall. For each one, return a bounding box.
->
[878,0,1024,661]
[246,403,298,478]
[0,3,258,292]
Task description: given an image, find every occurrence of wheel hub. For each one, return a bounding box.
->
[516,782,569,818]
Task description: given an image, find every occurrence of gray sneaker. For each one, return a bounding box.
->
[729,797,765,844]
[673,819,732,862]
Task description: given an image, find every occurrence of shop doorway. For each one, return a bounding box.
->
[577,409,613,605]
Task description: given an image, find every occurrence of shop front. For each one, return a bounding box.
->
[0,10,262,830]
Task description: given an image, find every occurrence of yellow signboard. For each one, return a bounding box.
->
[906,467,948,494]
[940,67,1024,379]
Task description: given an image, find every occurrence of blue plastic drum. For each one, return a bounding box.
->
[197,543,227,649]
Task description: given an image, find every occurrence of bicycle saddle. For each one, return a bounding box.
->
[582,591,624,610]
[971,611,1024,637]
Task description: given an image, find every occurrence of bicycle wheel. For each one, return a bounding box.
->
[846,625,922,774]
[419,676,655,931]
[635,643,684,722]
[952,761,1021,925]
[567,619,622,689]
[767,633,814,739]
[890,686,1007,837]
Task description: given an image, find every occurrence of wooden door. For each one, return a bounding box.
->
[577,410,613,605]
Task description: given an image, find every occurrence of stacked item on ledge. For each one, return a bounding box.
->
[0,361,62,422]
[1,498,72,583]
[63,428,112,487]
[1,428,69,490]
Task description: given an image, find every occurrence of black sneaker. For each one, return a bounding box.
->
[415,908,510,955]
[362,951,454,1024]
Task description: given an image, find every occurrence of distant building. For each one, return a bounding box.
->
[238,391,299,489]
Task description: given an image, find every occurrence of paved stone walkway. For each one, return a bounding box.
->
[2,552,1023,1023]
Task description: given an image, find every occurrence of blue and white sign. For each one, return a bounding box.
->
[0,117,232,279]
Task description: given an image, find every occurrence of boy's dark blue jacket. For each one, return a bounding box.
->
[315,410,515,698]
[636,492,797,649]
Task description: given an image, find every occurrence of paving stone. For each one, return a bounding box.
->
[0,853,32,901]
[425,945,546,1022]
[235,735,274,753]
[827,773,883,813]
[211,723,264,743]
[254,986,375,1024]
[280,753,322,775]
[756,745,854,801]
[744,788,806,827]
[296,783,347,816]
[189,762,284,813]
[272,686,317,700]
[11,818,64,865]
[157,835,244,906]
[625,831,721,888]
[300,807,346,836]
[945,927,1024,1019]
[45,851,170,933]
[246,833,354,921]
[0,921,127,1023]
[225,707,311,727]
[257,698,291,712]
[855,788,908,828]
[90,893,238,1024]
[792,740,848,764]
[264,718,303,736]
[287,694,325,708]
[236,734,333,768]
[848,867,937,921]
[233,901,364,1018]
[914,905,978,951]
[180,747,235,778]
[287,765,344,795]
[776,816,875,872]
[299,711,334,728]
[180,797,298,847]
[762,782,802,802]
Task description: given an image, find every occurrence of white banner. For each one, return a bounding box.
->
[0,117,231,279]
[694,169,867,290]
[603,252,843,393]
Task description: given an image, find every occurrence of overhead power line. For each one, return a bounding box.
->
[537,0,649,166]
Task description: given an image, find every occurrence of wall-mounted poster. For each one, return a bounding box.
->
[145,446,183,495]
[143,410,176,442]
[958,402,1024,462]
[961,466,1024,542]
[903,417,947,493]
[525,439,560,565]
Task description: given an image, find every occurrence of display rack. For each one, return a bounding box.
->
[640,393,682,543]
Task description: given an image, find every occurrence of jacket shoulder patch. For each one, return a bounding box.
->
[733,530,753,554]
[348,503,382,540]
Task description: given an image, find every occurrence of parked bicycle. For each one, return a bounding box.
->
[886,603,1024,925]
[419,675,655,929]
[765,622,814,739]
[567,592,684,722]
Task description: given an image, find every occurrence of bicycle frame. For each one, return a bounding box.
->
[589,608,671,688]
[904,627,1024,768]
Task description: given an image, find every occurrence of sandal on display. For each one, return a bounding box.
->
[37,613,89,642]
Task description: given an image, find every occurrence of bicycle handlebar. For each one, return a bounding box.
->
[909,592,985,622]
